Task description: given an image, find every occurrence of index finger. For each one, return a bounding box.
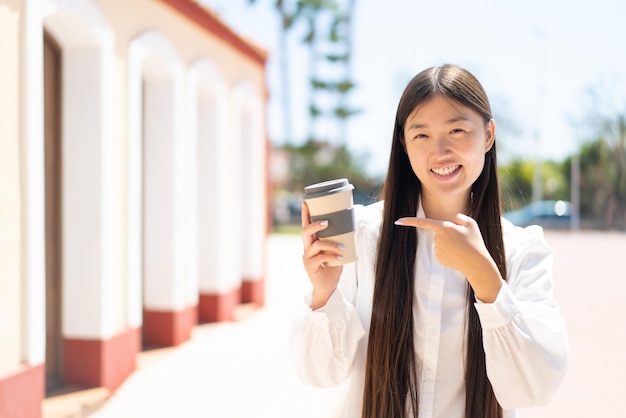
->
[301,201,311,227]
[394,217,445,231]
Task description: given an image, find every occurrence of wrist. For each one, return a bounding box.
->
[311,286,336,310]
[467,257,502,303]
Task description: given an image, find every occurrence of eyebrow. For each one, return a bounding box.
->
[406,115,472,131]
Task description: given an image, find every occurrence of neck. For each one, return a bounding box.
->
[420,191,471,221]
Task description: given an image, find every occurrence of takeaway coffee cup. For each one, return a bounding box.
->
[303,178,357,266]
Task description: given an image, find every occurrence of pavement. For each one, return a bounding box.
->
[45,230,626,418]
[517,230,626,418]
[85,233,348,418]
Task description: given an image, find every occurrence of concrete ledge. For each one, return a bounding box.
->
[43,387,110,418]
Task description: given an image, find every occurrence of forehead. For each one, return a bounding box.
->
[405,95,479,126]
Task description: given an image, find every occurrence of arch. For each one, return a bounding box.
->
[21,0,128,392]
[42,0,110,37]
[21,0,114,370]
[188,57,225,89]
[127,29,196,347]
[127,31,184,327]
[42,7,116,341]
[132,29,182,66]
[187,58,227,308]
[43,11,100,48]
[187,58,240,321]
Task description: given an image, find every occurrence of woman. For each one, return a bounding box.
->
[293,64,569,418]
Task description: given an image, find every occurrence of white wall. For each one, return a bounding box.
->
[0,0,24,374]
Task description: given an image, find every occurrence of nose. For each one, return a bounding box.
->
[434,135,451,156]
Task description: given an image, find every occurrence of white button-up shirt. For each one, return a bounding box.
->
[291,201,569,418]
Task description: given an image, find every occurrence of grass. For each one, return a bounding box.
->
[271,223,301,235]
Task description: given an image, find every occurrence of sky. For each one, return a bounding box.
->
[204,0,626,176]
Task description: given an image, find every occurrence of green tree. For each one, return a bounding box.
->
[246,0,302,144]
[568,82,626,228]
[498,159,568,213]
[246,0,359,145]
[541,160,569,201]
[301,0,360,143]
[564,136,626,228]
[280,139,382,204]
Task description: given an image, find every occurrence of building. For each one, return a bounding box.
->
[0,0,270,416]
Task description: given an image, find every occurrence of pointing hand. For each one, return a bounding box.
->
[395,214,502,303]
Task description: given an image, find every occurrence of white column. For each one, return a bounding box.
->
[183,72,199,308]
[171,66,186,310]
[61,42,116,340]
[196,86,219,291]
[20,0,46,365]
[244,96,267,281]
[221,89,243,292]
[142,67,186,311]
[195,73,240,295]
[126,41,144,329]
[196,72,243,297]
[233,85,266,283]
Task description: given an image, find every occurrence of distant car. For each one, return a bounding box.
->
[504,200,571,229]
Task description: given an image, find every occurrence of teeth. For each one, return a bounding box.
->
[432,165,460,176]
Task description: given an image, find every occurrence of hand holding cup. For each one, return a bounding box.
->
[301,179,357,309]
[301,203,343,309]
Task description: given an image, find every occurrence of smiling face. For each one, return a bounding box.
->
[403,94,495,217]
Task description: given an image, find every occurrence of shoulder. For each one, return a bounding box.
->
[353,200,384,259]
[354,200,384,235]
[501,217,553,278]
[501,217,551,253]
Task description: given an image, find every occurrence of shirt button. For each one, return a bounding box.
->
[424,368,433,377]
[428,328,438,337]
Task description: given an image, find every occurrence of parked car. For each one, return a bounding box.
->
[504,200,571,229]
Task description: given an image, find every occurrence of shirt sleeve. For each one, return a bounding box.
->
[474,225,569,409]
[289,284,366,388]
[289,204,372,388]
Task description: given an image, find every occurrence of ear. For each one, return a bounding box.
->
[484,119,496,152]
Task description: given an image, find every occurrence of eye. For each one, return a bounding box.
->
[450,128,465,134]
[413,133,428,140]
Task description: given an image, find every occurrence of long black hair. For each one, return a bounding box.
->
[362,64,506,418]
